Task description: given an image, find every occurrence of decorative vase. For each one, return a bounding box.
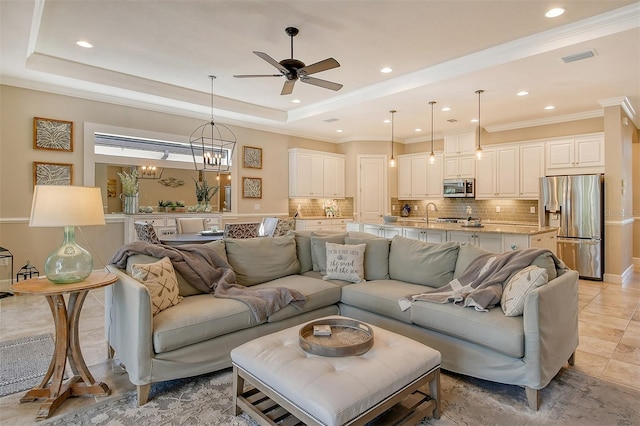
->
[44,226,93,283]
[121,193,139,215]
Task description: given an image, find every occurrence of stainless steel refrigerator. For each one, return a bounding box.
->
[539,174,604,280]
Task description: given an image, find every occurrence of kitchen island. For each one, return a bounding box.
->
[347,219,558,254]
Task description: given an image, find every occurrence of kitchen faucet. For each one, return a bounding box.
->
[424,202,438,223]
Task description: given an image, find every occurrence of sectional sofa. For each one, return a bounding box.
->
[105,231,579,411]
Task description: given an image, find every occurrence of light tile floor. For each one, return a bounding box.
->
[0,266,639,424]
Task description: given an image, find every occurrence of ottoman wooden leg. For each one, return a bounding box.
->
[430,369,441,419]
[232,365,244,416]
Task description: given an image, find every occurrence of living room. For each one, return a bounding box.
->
[0,1,639,424]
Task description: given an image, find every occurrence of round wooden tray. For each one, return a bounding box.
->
[299,318,374,357]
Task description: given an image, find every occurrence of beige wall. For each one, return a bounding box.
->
[633,135,640,260]
[1,84,637,285]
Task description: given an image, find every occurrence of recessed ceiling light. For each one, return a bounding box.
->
[545,7,565,18]
[380,67,393,74]
[441,107,451,112]
[415,128,422,132]
[544,105,556,110]
[470,118,479,123]
[76,40,93,48]
[383,119,391,123]
[336,129,343,133]
[291,99,301,104]
[517,91,529,96]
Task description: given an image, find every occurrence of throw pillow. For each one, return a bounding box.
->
[310,233,347,273]
[323,242,366,283]
[501,265,548,317]
[388,236,460,288]
[345,236,390,280]
[225,234,300,286]
[131,256,182,316]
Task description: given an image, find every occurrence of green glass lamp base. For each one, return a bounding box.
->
[44,226,93,284]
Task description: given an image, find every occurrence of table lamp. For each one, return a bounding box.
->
[29,185,105,284]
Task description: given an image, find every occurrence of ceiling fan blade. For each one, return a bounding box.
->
[253,51,289,74]
[299,76,343,91]
[234,74,283,78]
[281,80,296,95]
[298,58,340,76]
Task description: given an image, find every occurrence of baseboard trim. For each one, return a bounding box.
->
[603,264,634,284]
[633,257,640,266]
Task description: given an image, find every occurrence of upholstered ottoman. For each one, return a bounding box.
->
[231,316,441,426]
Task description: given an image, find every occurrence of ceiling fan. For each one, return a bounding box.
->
[234,27,343,95]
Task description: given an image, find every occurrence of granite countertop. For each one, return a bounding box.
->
[296,216,353,220]
[359,220,557,236]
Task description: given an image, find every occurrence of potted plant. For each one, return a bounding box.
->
[174,201,186,213]
[193,178,219,212]
[117,169,139,214]
[157,200,170,212]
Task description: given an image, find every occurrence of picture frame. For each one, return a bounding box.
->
[33,117,74,152]
[242,177,262,199]
[242,146,262,169]
[34,162,73,186]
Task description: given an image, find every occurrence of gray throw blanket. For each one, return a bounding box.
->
[109,242,306,322]
[398,248,563,312]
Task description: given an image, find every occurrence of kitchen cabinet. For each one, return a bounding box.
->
[529,230,558,255]
[295,218,353,232]
[397,153,443,199]
[444,131,476,156]
[519,143,544,198]
[363,224,402,238]
[288,149,345,198]
[443,155,475,179]
[545,134,604,175]
[475,143,543,200]
[403,228,446,243]
[447,231,503,253]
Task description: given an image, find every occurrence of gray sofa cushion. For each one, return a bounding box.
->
[293,231,314,273]
[310,233,346,273]
[410,300,525,358]
[225,234,300,286]
[345,236,391,280]
[151,274,341,353]
[341,280,430,324]
[388,237,460,287]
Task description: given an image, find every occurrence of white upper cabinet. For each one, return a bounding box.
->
[289,149,345,198]
[545,133,604,175]
[475,142,542,200]
[444,131,476,155]
[444,155,475,179]
[397,153,443,199]
[519,143,544,198]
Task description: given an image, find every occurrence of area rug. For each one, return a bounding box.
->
[43,366,640,426]
[0,333,54,397]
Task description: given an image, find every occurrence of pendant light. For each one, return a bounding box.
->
[190,75,237,173]
[389,110,397,168]
[475,89,484,159]
[428,101,436,164]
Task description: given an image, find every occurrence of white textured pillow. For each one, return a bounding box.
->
[323,242,366,283]
[131,256,182,315]
[501,265,548,317]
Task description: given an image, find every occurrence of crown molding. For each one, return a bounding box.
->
[599,96,638,128]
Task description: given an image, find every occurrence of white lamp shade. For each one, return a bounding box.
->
[30,185,105,227]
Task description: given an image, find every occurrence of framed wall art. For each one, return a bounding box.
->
[34,162,73,186]
[33,117,74,152]
[242,146,262,169]
[242,177,262,199]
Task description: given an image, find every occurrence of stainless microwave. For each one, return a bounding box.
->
[443,178,475,198]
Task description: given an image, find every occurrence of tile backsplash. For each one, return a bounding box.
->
[289,198,354,218]
[391,198,539,224]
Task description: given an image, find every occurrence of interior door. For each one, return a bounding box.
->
[357,155,387,222]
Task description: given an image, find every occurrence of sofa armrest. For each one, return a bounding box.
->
[105,265,154,385]
[522,269,579,388]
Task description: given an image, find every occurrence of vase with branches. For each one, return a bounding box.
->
[193,178,219,212]
[118,169,139,214]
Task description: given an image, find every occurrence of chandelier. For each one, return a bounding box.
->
[190,75,237,173]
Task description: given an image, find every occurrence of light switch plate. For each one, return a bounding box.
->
[530,206,536,213]
[496,206,501,213]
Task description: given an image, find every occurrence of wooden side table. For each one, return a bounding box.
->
[11,271,117,420]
